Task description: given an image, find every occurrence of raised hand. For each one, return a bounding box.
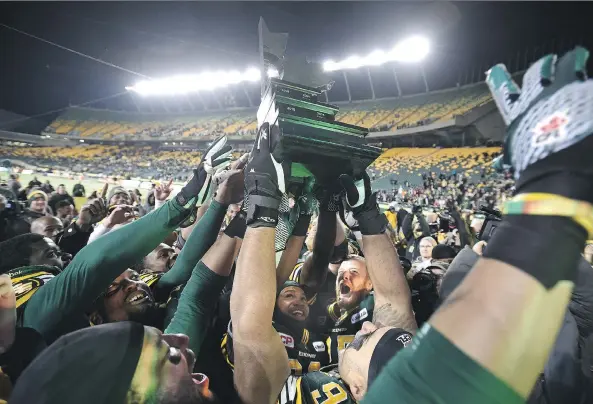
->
[0,275,15,312]
[338,171,387,235]
[214,169,245,206]
[243,122,286,228]
[103,205,135,228]
[486,47,593,204]
[155,179,174,202]
[176,135,233,227]
[76,184,109,230]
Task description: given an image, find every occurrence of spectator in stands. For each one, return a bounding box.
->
[8,175,20,197]
[30,216,64,241]
[28,177,41,189]
[384,203,397,230]
[41,180,54,194]
[72,182,85,197]
[25,190,49,219]
[54,200,74,225]
[48,184,75,214]
[107,186,131,207]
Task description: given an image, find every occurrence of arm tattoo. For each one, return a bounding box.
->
[373,303,418,334]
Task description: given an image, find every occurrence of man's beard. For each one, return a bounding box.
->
[337,289,369,312]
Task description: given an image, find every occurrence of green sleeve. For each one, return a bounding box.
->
[22,199,189,342]
[362,324,524,404]
[164,261,228,357]
[158,200,227,289]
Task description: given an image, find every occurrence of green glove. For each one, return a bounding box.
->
[486,46,593,203]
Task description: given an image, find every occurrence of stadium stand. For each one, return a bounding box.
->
[0,145,202,181]
[368,147,501,188]
[43,82,492,140]
[1,143,500,186]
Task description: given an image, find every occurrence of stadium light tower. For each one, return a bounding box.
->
[125,67,262,96]
[322,35,430,98]
[322,35,429,72]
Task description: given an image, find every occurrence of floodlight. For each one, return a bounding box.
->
[126,67,262,96]
[322,35,430,72]
[267,67,280,78]
[392,36,429,63]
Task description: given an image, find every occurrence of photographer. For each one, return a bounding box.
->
[402,204,431,260]
[410,261,449,327]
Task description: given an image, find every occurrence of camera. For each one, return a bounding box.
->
[0,198,25,218]
[410,269,440,327]
[477,206,502,242]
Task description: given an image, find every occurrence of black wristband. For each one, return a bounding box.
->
[224,213,247,239]
[292,214,312,237]
[483,215,586,289]
[246,206,279,228]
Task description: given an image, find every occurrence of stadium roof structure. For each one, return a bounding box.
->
[27,78,505,149]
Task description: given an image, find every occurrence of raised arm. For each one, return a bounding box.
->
[365,48,593,403]
[449,206,472,248]
[23,166,214,341]
[275,186,316,287]
[340,173,417,333]
[230,123,290,404]
[402,211,413,240]
[417,210,431,237]
[294,205,337,290]
[165,233,237,357]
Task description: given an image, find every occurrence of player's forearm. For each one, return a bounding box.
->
[24,199,190,339]
[302,209,336,287]
[335,214,346,246]
[164,260,228,357]
[230,227,277,336]
[362,232,416,332]
[179,201,210,242]
[430,215,587,398]
[202,233,238,277]
[276,235,306,288]
[159,200,227,287]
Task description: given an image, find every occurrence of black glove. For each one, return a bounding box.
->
[339,172,387,235]
[314,183,343,213]
[243,122,286,228]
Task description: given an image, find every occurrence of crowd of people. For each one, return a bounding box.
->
[0,50,591,404]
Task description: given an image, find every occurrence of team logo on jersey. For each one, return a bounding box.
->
[351,307,368,324]
[317,316,327,326]
[396,333,412,347]
[279,333,295,348]
[312,341,326,352]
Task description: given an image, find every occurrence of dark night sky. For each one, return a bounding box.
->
[1,1,592,122]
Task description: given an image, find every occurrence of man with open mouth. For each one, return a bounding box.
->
[221,280,330,377]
